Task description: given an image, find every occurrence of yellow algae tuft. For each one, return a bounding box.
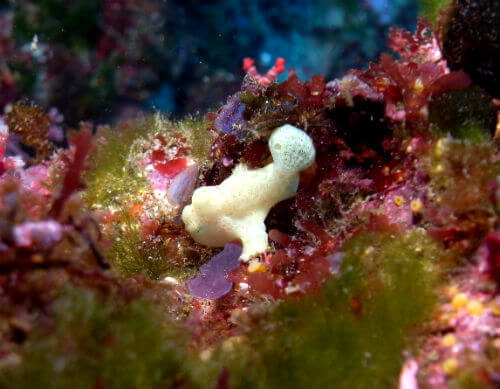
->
[442,333,456,347]
[467,300,484,316]
[443,358,459,375]
[248,261,268,273]
[452,293,468,309]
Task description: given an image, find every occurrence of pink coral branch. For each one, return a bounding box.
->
[0,135,6,176]
[243,57,286,86]
[399,360,419,389]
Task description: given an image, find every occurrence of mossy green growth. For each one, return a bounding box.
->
[175,116,213,162]
[84,115,211,210]
[83,119,162,279]
[428,87,496,144]
[452,373,496,389]
[448,343,500,389]
[428,137,498,215]
[106,213,170,280]
[1,287,187,389]
[198,229,440,389]
[418,0,450,24]
[107,213,200,281]
[427,136,499,255]
[83,119,152,211]
[85,115,210,281]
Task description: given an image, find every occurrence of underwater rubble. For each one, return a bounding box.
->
[1,1,500,388]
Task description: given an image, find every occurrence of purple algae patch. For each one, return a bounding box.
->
[187,243,242,300]
[167,164,199,206]
[214,95,246,139]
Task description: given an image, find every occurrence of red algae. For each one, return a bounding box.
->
[482,232,500,284]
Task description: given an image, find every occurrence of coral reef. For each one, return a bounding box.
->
[0,2,500,389]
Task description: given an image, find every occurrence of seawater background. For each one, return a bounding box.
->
[1,0,416,124]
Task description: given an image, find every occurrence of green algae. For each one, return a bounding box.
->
[83,120,151,211]
[84,115,210,211]
[428,87,496,143]
[82,119,162,280]
[106,214,172,281]
[197,229,441,389]
[0,182,460,389]
[1,287,186,389]
[84,115,210,281]
[419,0,450,24]
[176,116,214,163]
[427,137,498,254]
[107,213,201,282]
[453,373,497,389]
[428,138,497,199]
